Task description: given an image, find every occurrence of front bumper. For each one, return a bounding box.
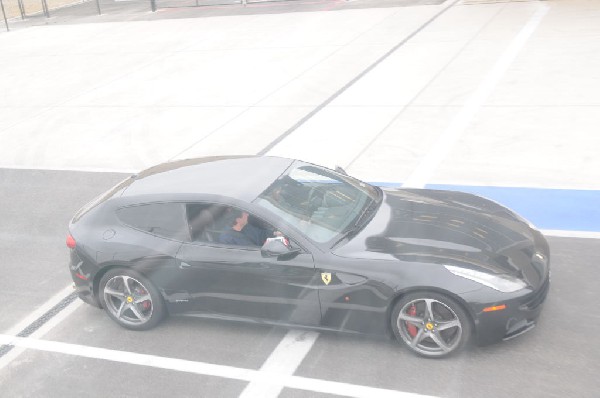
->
[464,274,550,346]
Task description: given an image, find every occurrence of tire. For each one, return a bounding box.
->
[391,292,472,358]
[98,268,166,331]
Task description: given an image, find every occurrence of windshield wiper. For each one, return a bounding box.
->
[331,225,361,249]
[331,199,378,248]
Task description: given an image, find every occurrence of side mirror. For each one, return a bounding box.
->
[261,237,299,258]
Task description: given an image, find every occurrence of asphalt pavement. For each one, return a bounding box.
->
[0,172,598,397]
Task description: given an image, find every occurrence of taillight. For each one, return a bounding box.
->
[66,234,76,249]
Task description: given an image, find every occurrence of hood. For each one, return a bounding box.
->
[334,188,549,288]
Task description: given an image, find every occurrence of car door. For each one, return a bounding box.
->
[315,257,393,335]
[174,237,321,326]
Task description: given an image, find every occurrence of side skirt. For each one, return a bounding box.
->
[175,312,370,337]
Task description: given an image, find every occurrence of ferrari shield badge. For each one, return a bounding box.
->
[321,272,332,285]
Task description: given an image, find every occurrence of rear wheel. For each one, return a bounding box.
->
[391,292,471,358]
[99,269,165,330]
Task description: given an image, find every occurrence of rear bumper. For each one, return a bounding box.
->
[73,283,101,308]
[69,249,101,308]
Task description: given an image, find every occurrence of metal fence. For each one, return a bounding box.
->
[2,0,78,21]
[1,0,101,31]
[1,0,304,32]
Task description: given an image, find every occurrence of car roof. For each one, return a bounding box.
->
[121,156,295,202]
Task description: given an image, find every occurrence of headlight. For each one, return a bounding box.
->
[444,265,527,293]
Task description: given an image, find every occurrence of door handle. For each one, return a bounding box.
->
[179,262,191,269]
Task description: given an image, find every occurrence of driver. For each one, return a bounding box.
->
[219,209,278,246]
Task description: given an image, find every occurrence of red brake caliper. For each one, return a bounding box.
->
[138,288,151,310]
[407,304,418,337]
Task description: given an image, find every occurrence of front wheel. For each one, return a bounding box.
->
[99,268,166,331]
[391,292,472,358]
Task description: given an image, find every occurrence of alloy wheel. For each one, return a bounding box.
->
[396,297,463,357]
[103,275,153,327]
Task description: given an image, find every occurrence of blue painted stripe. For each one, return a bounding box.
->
[372,183,600,232]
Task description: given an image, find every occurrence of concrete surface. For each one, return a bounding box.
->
[1,0,599,189]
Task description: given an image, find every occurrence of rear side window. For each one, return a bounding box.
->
[117,203,189,242]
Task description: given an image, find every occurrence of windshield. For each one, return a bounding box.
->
[254,164,380,243]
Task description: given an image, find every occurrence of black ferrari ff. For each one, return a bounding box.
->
[67,156,550,358]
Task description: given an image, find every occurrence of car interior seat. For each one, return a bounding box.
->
[204,206,229,242]
[189,209,215,242]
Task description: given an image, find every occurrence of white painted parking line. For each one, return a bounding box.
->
[0,334,437,398]
[402,2,549,188]
[0,299,82,371]
[541,230,600,240]
[240,329,319,398]
[2,284,74,337]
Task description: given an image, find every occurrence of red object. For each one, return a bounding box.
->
[407,304,418,337]
[138,287,151,310]
[66,234,76,249]
[75,273,88,281]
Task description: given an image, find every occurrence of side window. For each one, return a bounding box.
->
[117,203,189,242]
[186,203,229,243]
[186,203,278,248]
